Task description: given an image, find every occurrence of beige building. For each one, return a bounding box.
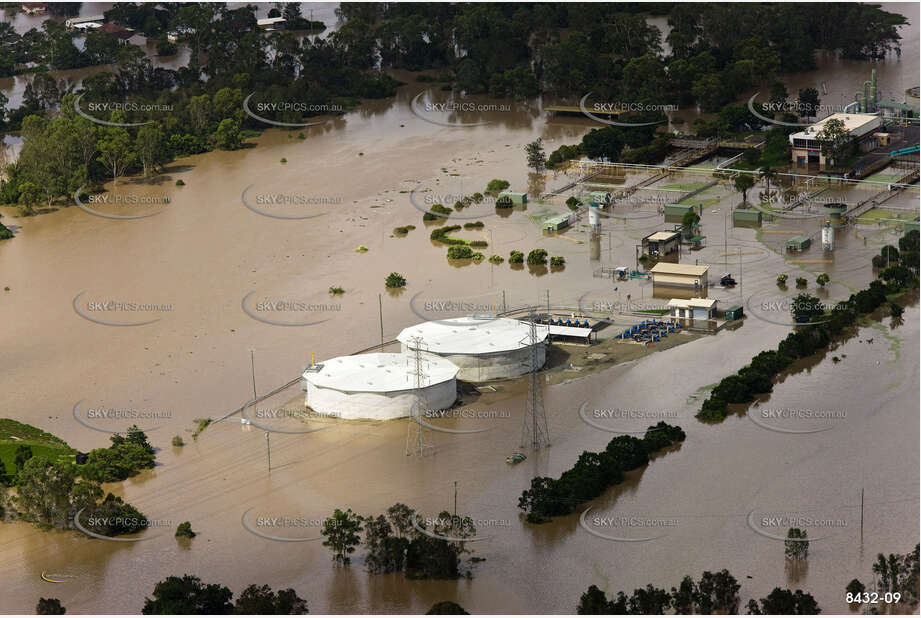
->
[789,113,880,170]
[642,231,681,262]
[650,263,709,298]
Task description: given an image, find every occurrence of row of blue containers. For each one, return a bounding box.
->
[545,318,591,328]
[615,319,680,340]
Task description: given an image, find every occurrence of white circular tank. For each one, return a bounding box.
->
[822,221,834,251]
[396,316,549,382]
[302,353,458,420]
[589,204,601,232]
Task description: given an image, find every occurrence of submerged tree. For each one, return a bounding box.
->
[524,138,546,173]
[785,528,809,560]
[321,509,363,565]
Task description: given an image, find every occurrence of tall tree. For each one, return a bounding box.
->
[136,124,166,178]
[733,174,756,205]
[525,138,546,173]
[97,121,136,185]
[321,509,363,564]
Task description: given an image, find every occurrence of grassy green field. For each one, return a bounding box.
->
[863,173,905,184]
[662,182,709,191]
[855,208,919,223]
[0,418,75,473]
[679,197,721,208]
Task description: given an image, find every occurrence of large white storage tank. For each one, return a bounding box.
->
[396,316,549,382]
[302,353,458,420]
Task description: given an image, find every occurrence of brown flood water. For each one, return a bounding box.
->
[0,11,918,615]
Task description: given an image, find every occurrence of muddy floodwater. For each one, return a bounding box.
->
[0,7,919,614]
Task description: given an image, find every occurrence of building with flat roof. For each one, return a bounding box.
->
[542,213,575,231]
[302,353,458,420]
[642,231,681,262]
[397,316,549,382]
[650,262,709,298]
[497,191,527,205]
[786,235,812,252]
[667,297,717,321]
[789,113,881,170]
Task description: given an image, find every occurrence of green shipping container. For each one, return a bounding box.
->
[732,209,762,226]
[664,203,693,223]
[725,305,743,321]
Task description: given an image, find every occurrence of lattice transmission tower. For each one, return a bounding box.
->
[405,337,433,456]
[520,310,550,449]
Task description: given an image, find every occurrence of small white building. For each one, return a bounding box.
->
[668,298,718,321]
[302,353,458,421]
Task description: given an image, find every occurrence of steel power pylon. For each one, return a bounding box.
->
[405,336,432,456]
[520,310,550,449]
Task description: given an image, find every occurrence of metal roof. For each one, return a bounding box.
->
[303,353,457,393]
[397,316,549,354]
[547,325,593,338]
[645,231,680,242]
[790,113,879,140]
[667,298,717,309]
[650,263,710,276]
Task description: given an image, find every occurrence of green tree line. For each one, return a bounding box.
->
[518,422,686,522]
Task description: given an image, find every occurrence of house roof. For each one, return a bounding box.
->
[668,298,717,309]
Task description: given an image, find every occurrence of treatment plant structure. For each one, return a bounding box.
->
[397,316,550,382]
[301,352,458,420]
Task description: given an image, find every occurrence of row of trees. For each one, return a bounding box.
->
[698,230,919,421]
[334,4,905,103]
[545,121,670,171]
[319,503,477,580]
[577,569,821,614]
[142,575,308,614]
[518,422,686,522]
[6,87,254,210]
[846,544,920,610]
[2,455,148,536]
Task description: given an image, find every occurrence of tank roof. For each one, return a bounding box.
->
[397,316,549,354]
[303,353,457,392]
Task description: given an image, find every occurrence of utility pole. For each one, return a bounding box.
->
[250,349,257,401]
[265,431,271,471]
[379,294,384,352]
[739,247,743,301]
[724,212,728,270]
[453,480,457,518]
[502,290,507,314]
[860,487,864,541]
